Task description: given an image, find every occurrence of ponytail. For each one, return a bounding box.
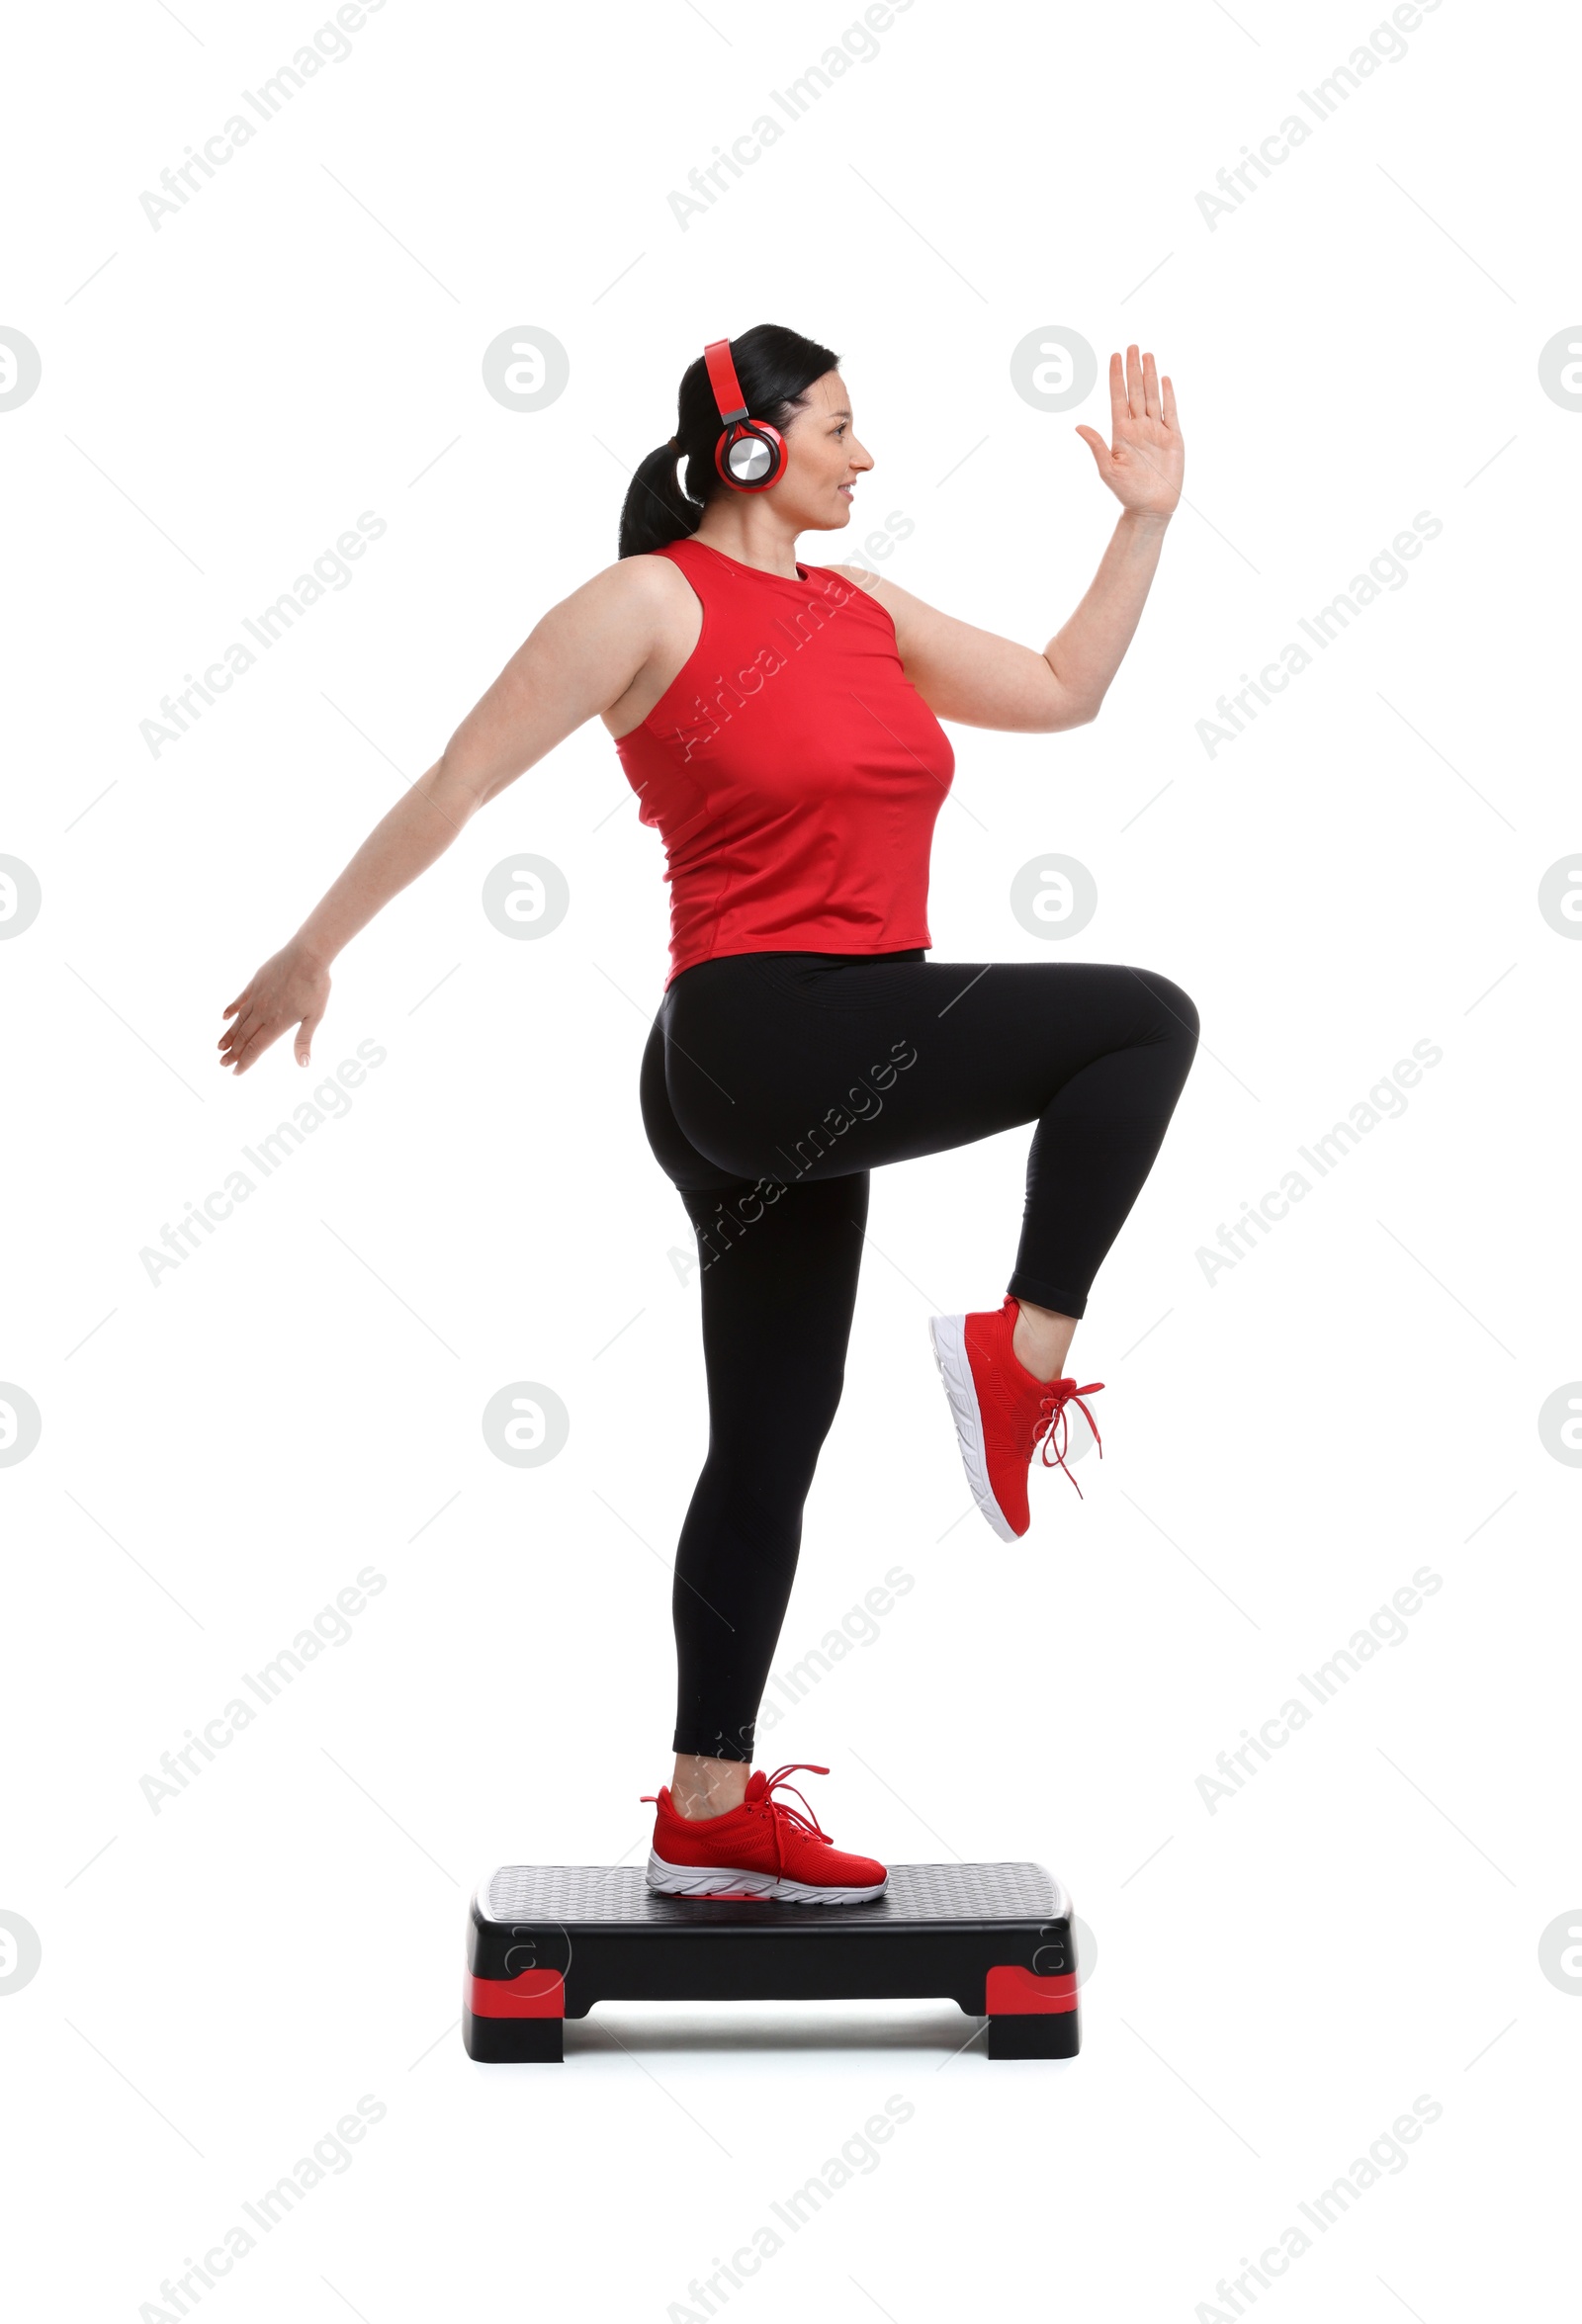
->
[619,435,703,561]
[617,323,841,559]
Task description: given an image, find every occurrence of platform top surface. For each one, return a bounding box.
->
[479,1861,1068,1928]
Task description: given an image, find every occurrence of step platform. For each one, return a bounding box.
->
[464,1860,1080,2062]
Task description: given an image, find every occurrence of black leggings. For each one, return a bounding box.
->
[641,950,1199,1761]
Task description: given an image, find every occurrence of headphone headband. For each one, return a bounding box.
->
[702,335,786,492]
[703,339,749,426]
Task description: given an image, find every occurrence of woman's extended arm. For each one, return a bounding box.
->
[834,344,1184,733]
[218,558,665,1075]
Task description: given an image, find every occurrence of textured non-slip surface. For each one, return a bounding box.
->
[481,1860,1068,1928]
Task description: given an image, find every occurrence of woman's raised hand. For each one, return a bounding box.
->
[219,938,331,1076]
[1074,345,1183,519]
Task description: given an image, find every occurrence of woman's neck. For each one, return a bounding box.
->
[688,516,802,579]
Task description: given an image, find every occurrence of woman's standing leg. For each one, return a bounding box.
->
[669,1170,868,1800]
[641,1014,868,1817]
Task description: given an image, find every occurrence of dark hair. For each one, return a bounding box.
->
[617,322,841,559]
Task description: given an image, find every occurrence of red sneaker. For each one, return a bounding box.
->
[930,1296,1104,1540]
[643,1764,888,1904]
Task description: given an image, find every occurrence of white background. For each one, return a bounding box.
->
[2,0,1578,2316]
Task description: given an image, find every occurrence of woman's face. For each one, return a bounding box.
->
[776,370,874,530]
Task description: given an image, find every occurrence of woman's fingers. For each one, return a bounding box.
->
[1141,348,1162,421]
[230,1018,278,1076]
[1108,346,1176,436]
[223,1006,277,1073]
[219,980,265,1051]
[220,950,328,1073]
[219,1003,258,1059]
[1074,423,1113,480]
[1106,348,1127,438]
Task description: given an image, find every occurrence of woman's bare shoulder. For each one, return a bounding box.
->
[566,549,692,612]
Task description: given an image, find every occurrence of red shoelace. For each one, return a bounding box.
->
[644,1763,835,1876]
[1032,1378,1105,1496]
[749,1764,835,1873]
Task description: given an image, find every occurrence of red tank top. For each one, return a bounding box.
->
[613,536,955,984]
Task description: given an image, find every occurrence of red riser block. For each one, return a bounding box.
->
[985,1965,1077,2015]
[468,1969,565,2020]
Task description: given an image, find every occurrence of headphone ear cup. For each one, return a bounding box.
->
[714,420,786,492]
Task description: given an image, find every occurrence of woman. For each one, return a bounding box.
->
[220,323,1196,1907]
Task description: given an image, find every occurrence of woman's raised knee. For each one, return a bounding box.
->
[1134,968,1199,1047]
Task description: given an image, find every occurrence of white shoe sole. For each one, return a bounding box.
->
[645,1849,888,1904]
[929,1313,1018,1542]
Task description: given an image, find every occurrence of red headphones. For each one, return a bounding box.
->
[704,338,786,492]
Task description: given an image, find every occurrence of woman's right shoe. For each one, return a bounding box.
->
[929,1296,1104,1540]
[643,1763,889,1903]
